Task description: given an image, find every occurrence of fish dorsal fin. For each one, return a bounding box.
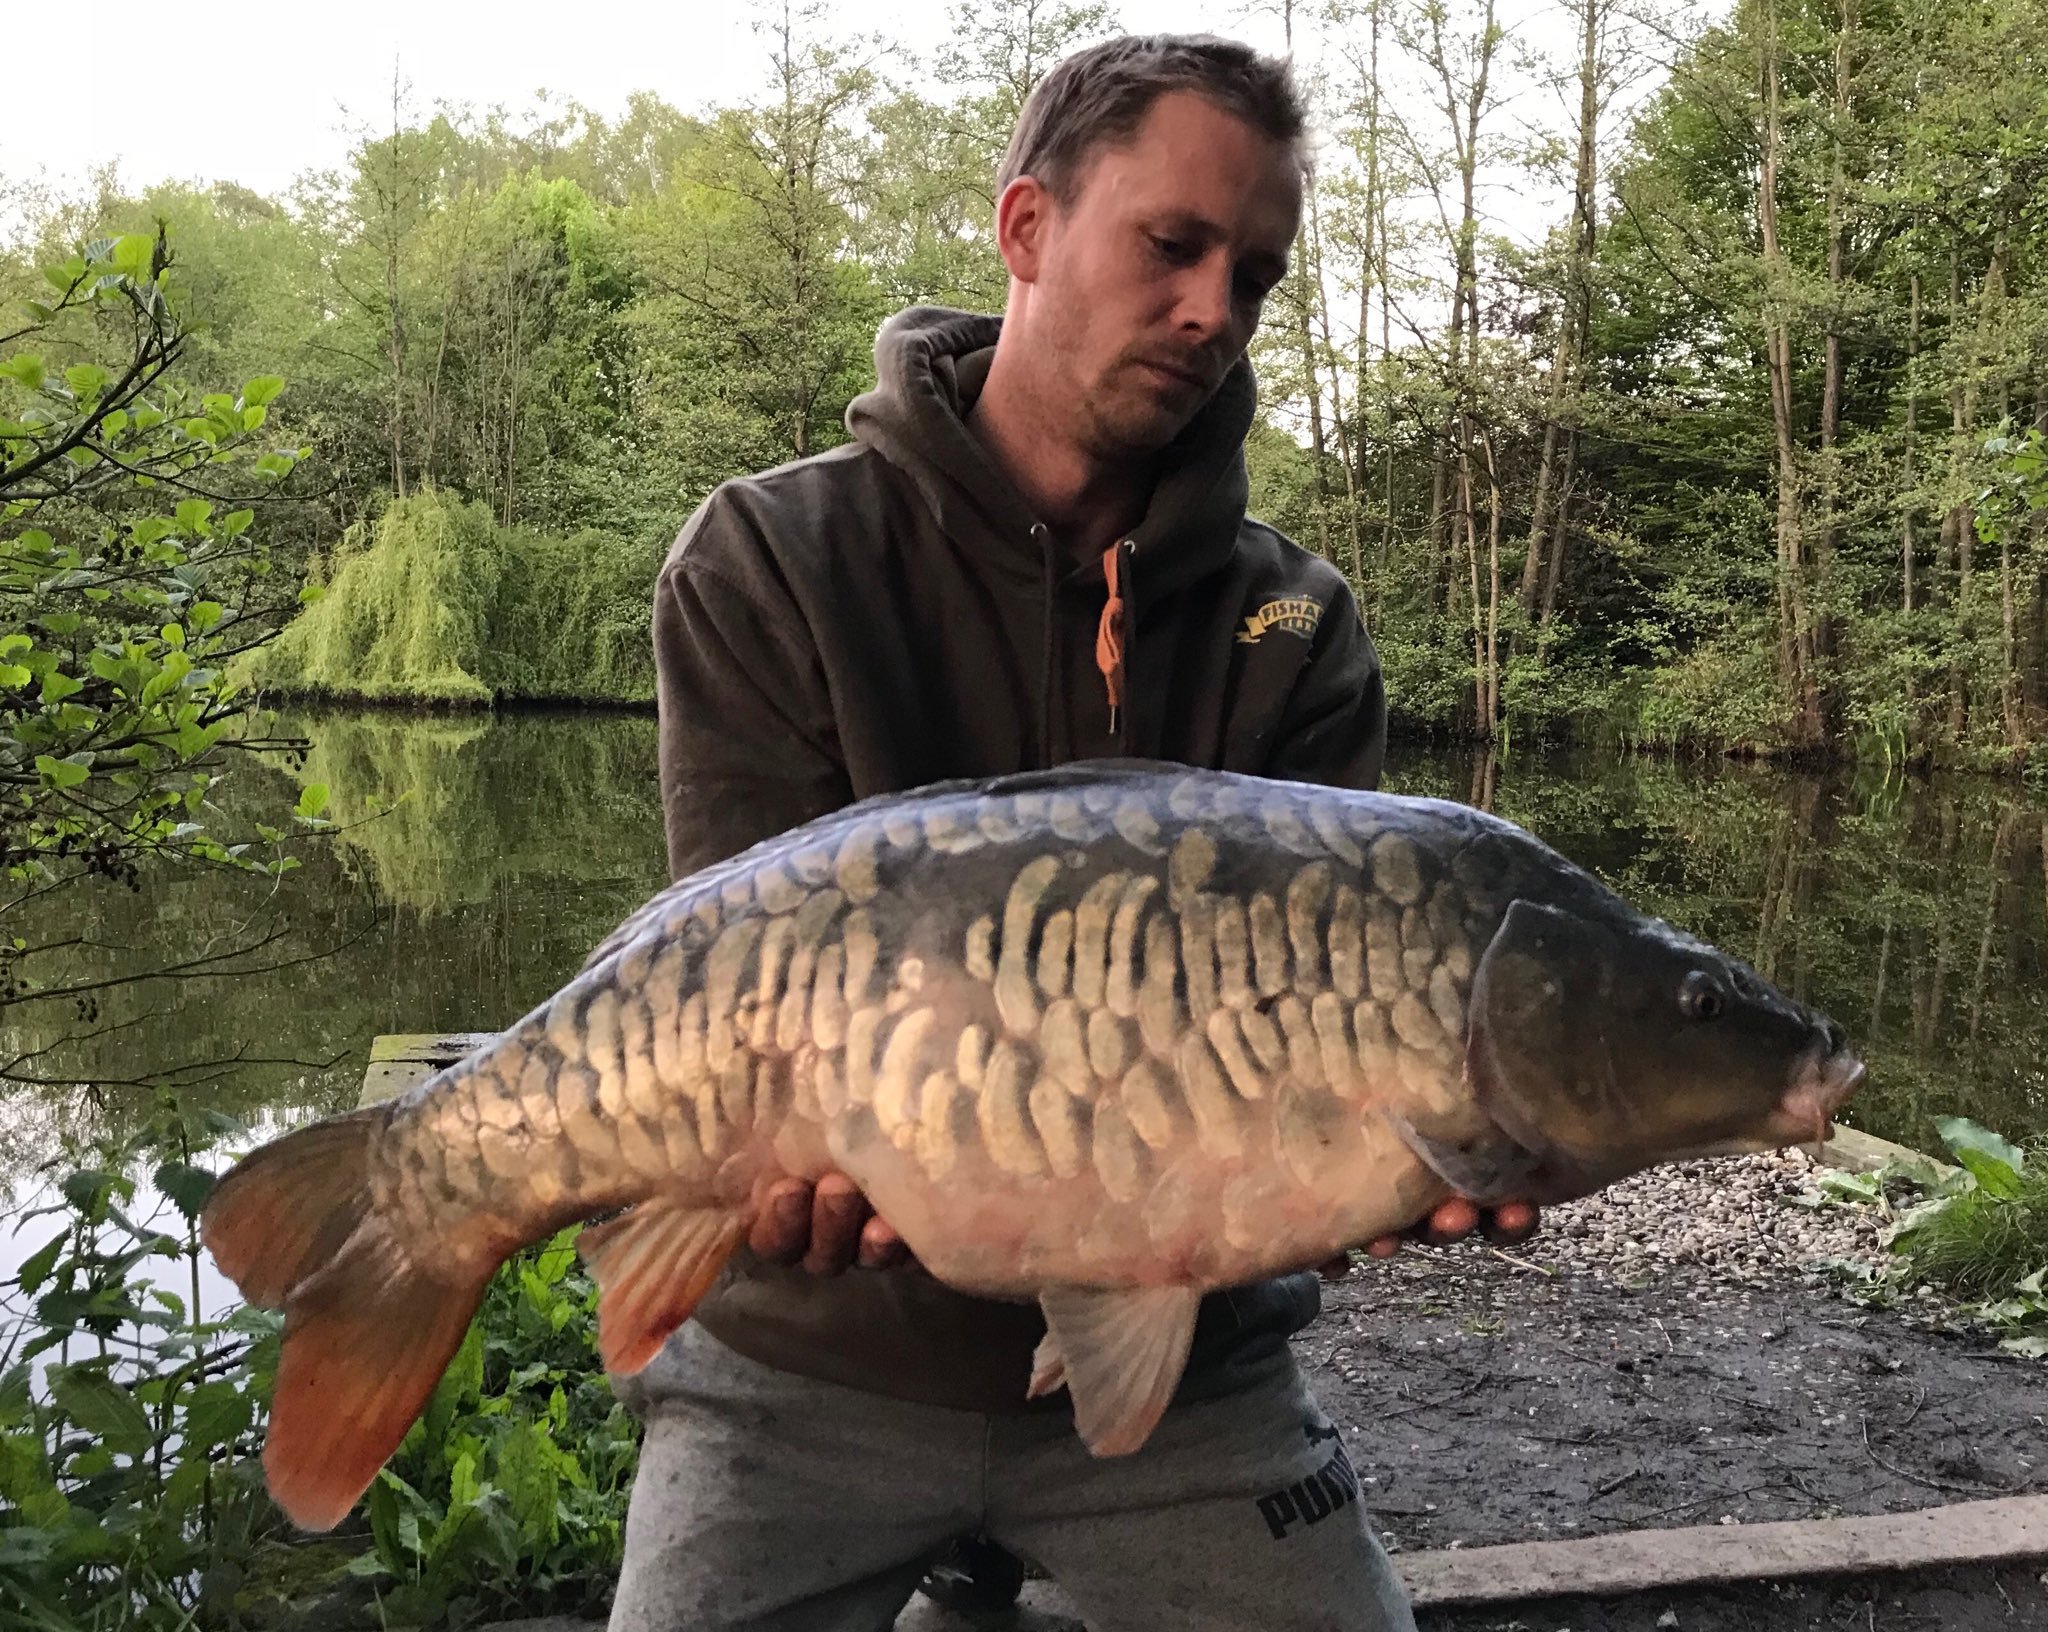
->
[1031,1285,1201,1456]
[577,1199,743,1374]
[972,759,1190,797]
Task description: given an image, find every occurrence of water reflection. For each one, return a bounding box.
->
[4,714,2043,1199]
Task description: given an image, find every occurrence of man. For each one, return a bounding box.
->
[615,34,1534,1632]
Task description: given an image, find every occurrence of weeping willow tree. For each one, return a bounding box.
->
[240,490,663,705]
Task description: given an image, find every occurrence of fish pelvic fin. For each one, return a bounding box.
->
[577,1198,743,1374]
[200,1108,494,1533]
[1034,1285,1201,1457]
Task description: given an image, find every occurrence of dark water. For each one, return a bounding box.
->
[5,709,2046,1207]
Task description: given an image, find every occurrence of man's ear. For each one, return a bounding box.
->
[995,175,1054,284]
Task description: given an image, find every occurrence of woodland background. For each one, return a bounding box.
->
[5,0,2047,768]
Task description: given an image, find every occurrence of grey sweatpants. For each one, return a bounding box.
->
[607,1323,1417,1632]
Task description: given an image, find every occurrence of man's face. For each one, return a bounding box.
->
[1002,90,1304,459]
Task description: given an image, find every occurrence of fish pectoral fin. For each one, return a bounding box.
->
[1027,1331,1067,1399]
[577,1199,743,1375]
[1034,1285,1200,1457]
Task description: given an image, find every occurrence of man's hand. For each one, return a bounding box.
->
[1320,1197,1541,1281]
[749,1173,913,1274]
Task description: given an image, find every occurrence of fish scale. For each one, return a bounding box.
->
[202,759,1867,1534]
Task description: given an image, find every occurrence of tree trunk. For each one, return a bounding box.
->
[1812,0,1856,737]
[1538,434,1578,630]
[1943,249,1970,740]
[379,65,413,501]
[1902,270,1919,614]
[1522,0,1601,633]
[1757,0,1812,744]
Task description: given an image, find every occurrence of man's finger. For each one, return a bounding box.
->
[858,1214,910,1270]
[749,1178,814,1264]
[1421,1196,1482,1245]
[1484,1201,1540,1245]
[803,1173,869,1276]
[1364,1234,1401,1259]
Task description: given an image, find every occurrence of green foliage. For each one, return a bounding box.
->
[1,229,320,933]
[1818,1116,2048,1359]
[349,1231,640,1626]
[240,492,500,703]
[239,490,663,705]
[0,1094,291,1629]
[1,1096,646,1628]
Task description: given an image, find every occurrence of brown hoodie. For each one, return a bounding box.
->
[651,307,1387,1413]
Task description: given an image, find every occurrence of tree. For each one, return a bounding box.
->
[1,229,317,1012]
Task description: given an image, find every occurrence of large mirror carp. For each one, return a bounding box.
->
[202,761,1865,1530]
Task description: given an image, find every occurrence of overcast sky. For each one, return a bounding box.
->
[4,0,1309,205]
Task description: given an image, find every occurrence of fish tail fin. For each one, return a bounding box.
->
[201,1108,494,1532]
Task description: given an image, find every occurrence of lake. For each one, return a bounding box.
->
[5,708,2045,1236]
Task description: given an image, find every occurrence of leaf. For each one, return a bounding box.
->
[109,235,154,278]
[0,1365,31,1429]
[34,754,91,791]
[0,633,29,658]
[174,499,214,535]
[1934,1117,2025,1200]
[47,1367,152,1455]
[63,364,110,400]
[0,665,28,689]
[15,1232,65,1296]
[2000,1334,2048,1360]
[240,375,286,407]
[188,602,223,633]
[152,1160,216,1223]
[295,783,330,820]
[1817,1170,1883,1205]
[0,354,46,391]
[160,623,185,650]
[179,1380,251,1454]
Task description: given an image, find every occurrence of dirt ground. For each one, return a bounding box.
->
[1304,1248,2048,1630]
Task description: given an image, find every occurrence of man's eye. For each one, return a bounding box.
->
[1149,235,1196,264]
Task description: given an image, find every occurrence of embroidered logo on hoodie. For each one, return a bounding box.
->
[1236,596,1324,645]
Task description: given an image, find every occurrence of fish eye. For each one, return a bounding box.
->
[1678,970,1726,1021]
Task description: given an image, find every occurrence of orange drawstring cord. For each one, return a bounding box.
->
[1095,543,1125,736]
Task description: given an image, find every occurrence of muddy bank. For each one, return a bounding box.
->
[1306,1152,2046,1630]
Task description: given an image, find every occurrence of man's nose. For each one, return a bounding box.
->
[1174,254,1235,341]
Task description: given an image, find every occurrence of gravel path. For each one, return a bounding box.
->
[1486,1148,1894,1288]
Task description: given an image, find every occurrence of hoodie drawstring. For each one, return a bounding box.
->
[1096,542,1127,741]
[1034,524,1055,767]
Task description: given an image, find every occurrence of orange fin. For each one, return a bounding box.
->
[201,1108,493,1532]
[577,1198,743,1373]
[1035,1286,1200,1457]
[265,1225,490,1531]
[201,1106,386,1307]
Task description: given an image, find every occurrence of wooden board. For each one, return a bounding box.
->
[1396,1494,2048,1606]
[360,1032,493,1106]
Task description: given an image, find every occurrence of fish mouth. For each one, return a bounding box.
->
[1767,1046,1868,1149]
